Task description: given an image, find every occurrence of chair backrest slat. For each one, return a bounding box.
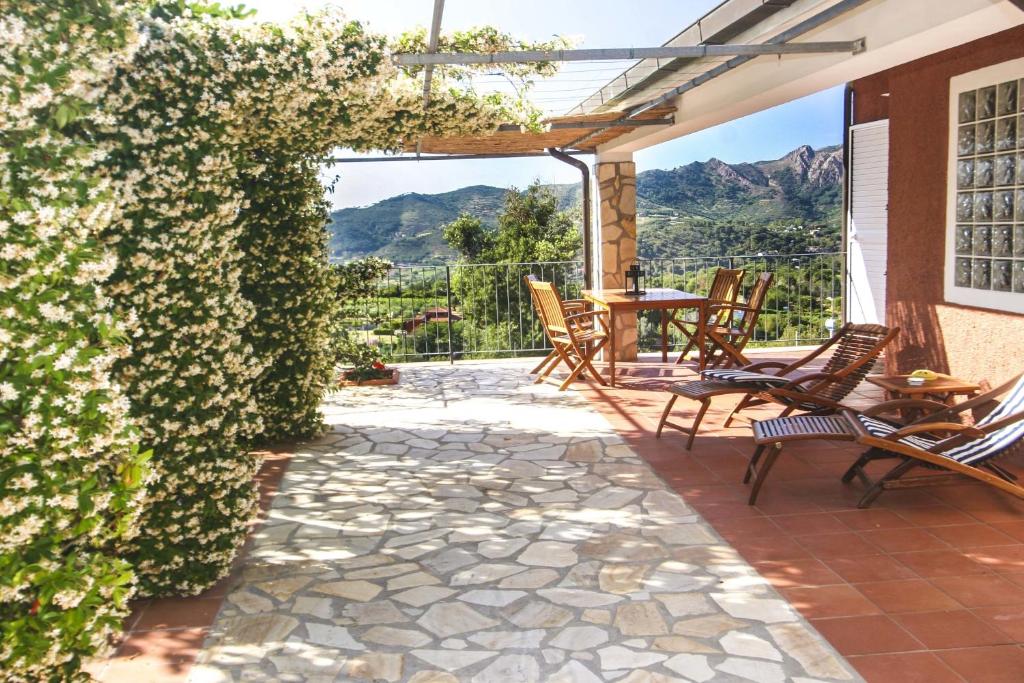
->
[708,267,744,304]
[525,276,570,337]
[813,323,896,403]
[737,271,773,333]
[943,373,1024,465]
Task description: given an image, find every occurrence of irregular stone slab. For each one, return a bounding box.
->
[342,564,413,582]
[597,645,667,670]
[416,603,499,638]
[580,533,665,562]
[499,568,559,589]
[672,614,749,638]
[408,672,457,683]
[471,654,540,683]
[386,571,440,591]
[651,636,719,654]
[305,623,365,650]
[593,464,664,489]
[253,576,312,601]
[711,593,799,624]
[392,587,460,610]
[293,596,332,619]
[565,441,603,463]
[720,631,783,661]
[410,649,497,671]
[582,608,612,625]
[422,548,477,574]
[468,629,546,650]
[504,601,573,629]
[664,654,716,682]
[598,564,648,594]
[477,537,529,559]
[342,652,403,682]
[548,660,604,683]
[517,541,578,568]
[716,656,786,682]
[617,671,690,683]
[654,593,715,618]
[451,563,526,585]
[361,626,432,648]
[768,623,854,680]
[227,590,274,614]
[218,614,298,645]
[646,524,718,546]
[581,486,643,509]
[458,589,527,607]
[614,601,669,636]
[538,588,623,608]
[315,580,382,602]
[342,599,410,625]
[548,626,610,650]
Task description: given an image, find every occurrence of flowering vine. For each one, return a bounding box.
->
[0,0,149,678]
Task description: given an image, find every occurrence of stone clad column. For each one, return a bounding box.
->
[596,154,637,361]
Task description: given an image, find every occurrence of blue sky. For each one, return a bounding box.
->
[244,1,844,208]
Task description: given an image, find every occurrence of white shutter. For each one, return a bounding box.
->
[847,120,889,326]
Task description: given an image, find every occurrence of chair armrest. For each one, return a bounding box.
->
[741,360,789,374]
[889,423,985,440]
[861,399,951,418]
[762,388,846,412]
[565,310,607,323]
[778,371,837,390]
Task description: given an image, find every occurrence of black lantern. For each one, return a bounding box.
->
[624,262,646,296]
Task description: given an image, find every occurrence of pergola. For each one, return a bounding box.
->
[329,0,1023,363]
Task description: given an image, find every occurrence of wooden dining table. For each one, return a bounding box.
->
[581,287,709,387]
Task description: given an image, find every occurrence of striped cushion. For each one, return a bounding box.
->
[700,369,792,389]
[854,414,938,451]
[943,375,1024,465]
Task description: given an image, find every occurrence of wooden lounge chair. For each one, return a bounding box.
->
[744,373,1024,507]
[525,277,610,391]
[704,271,774,369]
[672,267,745,365]
[656,323,897,450]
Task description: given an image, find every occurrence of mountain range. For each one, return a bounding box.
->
[326,144,843,264]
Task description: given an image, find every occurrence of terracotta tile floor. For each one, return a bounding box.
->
[84,450,292,683]
[577,351,1024,683]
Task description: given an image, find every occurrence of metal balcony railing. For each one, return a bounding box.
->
[339,253,844,364]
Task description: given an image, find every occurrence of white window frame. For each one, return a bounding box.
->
[944,57,1024,313]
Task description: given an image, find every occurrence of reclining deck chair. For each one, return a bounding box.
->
[744,373,1024,507]
[672,267,744,365]
[656,323,897,450]
[704,271,774,369]
[525,277,609,391]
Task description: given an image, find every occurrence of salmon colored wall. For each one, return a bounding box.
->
[850,25,1024,386]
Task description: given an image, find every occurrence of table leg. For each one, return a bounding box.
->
[608,307,616,387]
[697,300,707,371]
[660,310,668,363]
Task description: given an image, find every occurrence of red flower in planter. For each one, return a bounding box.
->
[371,361,386,371]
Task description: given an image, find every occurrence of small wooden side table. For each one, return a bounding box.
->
[866,374,980,405]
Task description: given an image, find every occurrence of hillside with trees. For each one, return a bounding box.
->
[327,144,843,263]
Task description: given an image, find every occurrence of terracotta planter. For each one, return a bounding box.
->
[338,368,400,387]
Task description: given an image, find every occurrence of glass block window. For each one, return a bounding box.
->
[946,58,1024,313]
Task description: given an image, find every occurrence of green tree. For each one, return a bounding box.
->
[442,182,581,355]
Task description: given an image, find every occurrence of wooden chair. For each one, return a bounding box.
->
[656,323,897,450]
[525,277,610,391]
[704,271,774,369]
[672,267,745,365]
[524,274,590,375]
[744,373,1024,507]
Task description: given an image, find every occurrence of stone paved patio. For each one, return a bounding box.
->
[189,363,860,682]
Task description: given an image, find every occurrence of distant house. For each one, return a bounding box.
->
[402,307,462,334]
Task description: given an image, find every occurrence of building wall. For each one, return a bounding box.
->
[850,24,1024,386]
